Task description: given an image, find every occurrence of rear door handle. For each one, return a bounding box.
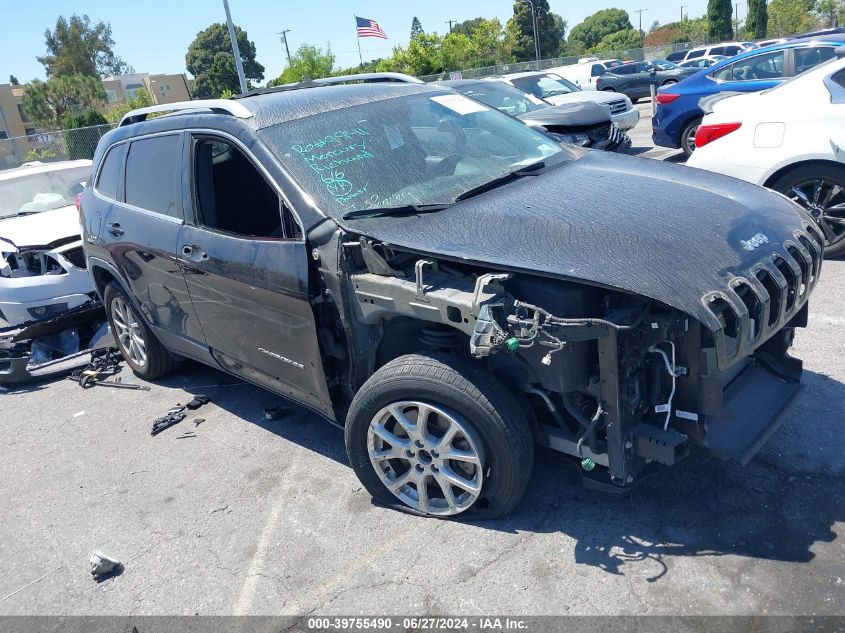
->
[181,244,209,261]
[106,222,124,237]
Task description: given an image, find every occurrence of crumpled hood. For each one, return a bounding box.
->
[339,151,816,330]
[517,101,610,127]
[545,90,628,108]
[0,205,81,251]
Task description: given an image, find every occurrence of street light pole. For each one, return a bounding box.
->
[278,29,292,65]
[680,5,687,22]
[221,0,248,94]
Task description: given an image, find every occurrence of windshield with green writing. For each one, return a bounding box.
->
[257,91,571,218]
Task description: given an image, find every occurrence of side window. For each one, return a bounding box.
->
[723,46,742,55]
[795,46,836,75]
[125,135,183,217]
[193,138,301,240]
[635,62,650,73]
[712,51,785,81]
[95,143,127,201]
[591,64,603,77]
[710,46,725,56]
[687,49,705,59]
[614,64,634,75]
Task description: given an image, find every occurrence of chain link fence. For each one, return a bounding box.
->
[0,123,116,170]
[418,42,703,82]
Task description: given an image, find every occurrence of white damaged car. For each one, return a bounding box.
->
[0,160,108,383]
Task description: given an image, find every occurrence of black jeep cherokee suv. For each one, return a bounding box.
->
[80,78,822,519]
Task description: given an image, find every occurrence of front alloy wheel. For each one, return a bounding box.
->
[367,401,484,516]
[111,296,147,367]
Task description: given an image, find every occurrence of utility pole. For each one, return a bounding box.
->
[446,20,456,33]
[221,0,248,93]
[734,2,740,39]
[635,8,647,33]
[680,5,687,22]
[277,29,292,65]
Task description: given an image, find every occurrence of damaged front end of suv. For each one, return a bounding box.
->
[304,154,823,492]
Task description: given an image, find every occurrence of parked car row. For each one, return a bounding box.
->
[653,36,845,156]
[2,65,832,521]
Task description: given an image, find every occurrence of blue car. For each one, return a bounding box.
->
[652,39,845,157]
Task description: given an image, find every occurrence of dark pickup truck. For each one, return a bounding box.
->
[79,75,822,519]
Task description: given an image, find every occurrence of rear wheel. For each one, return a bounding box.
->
[681,117,702,158]
[345,353,533,519]
[770,164,845,258]
[104,282,177,380]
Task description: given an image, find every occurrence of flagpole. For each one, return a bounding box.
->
[354,15,363,69]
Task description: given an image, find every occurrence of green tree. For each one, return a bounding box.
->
[38,14,131,78]
[592,28,644,53]
[103,88,153,123]
[9,75,20,85]
[814,0,845,27]
[746,0,769,38]
[469,19,509,65]
[269,45,335,84]
[61,109,108,159]
[707,0,734,40]
[507,0,562,61]
[768,0,816,35]
[22,74,105,129]
[186,23,264,98]
[452,18,485,36]
[411,17,424,39]
[568,9,633,53]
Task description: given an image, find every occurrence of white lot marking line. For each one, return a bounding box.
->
[0,565,63,602]
[233,492,286,615]
[72,411,85,418]
[284,530,411,614]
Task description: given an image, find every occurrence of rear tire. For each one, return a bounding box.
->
[345,353,534,519]
[769,163,845,258]
[681,117,702,158]
[104,282,177,380]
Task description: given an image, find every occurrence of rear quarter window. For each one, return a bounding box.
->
[124,134,183,218]
[687,49,705,59]
[95,143,127,201]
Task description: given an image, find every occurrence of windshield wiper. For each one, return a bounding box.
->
[454,161,549,203]
[342,203,453,221]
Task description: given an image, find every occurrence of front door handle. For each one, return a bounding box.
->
[181,244,209,262]
[106,222,124,237]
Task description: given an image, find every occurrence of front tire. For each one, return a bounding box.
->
[770,164,845,258]
[345,353,533,519]
[104,282,177,380]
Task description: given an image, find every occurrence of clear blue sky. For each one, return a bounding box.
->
[1,0,718,83]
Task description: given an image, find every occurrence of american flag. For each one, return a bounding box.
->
[356,16,388,39]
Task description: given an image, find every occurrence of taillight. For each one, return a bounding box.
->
[655,93,679,105]
[695,122,742,148]
[75,193,82,212]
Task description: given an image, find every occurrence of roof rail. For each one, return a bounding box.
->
[118,99,253,127]
[312,72,423,85]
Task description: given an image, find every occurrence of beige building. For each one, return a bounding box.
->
[0,72,192,167]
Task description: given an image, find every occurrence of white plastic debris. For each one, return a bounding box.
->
[90,549,122,579]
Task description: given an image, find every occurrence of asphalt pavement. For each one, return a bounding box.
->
[0,113,842,616]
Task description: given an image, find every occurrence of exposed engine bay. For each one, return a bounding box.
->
[311,229,814,489]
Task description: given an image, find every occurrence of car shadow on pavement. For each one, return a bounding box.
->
[161,362,844,581]
[480,368,845,580]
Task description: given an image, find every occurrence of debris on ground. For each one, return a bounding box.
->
[193,418,205,427]
[90,549,123,580]
[151,406,187,436]
[185,394,210,410]
[176,431,196,439]
[264,405,290,421]
[68,349,149,390]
